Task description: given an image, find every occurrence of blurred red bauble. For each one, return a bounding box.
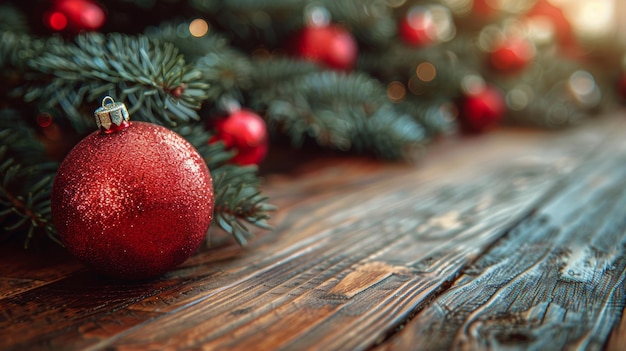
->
[51,98,213,280]
[398,7,437,47]
[458,85,506,133]
[210,109,268,166]
[291,24,358,71]
[489,38,534,74]
[45,0,106,32]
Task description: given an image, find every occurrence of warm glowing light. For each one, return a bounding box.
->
[461,75,486,95]
[305,5,331,27]
[548,0,615,40]
[506,85,534,111]
[189,19,209,37]
[525,16,556,45]
[568,70,601,107]
[416,62,437,82]
[429,5,456,41]
[48,12,68,31]
[387,81,406,102]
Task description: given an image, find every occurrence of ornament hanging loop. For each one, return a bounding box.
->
[101,96,115,108]
[94,96,131,134]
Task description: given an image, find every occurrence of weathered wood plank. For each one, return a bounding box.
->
[381,124,626,350]
[0,241,83,299]
[0,118,619,350]
[607,306,626,351]
[86,123,612,350]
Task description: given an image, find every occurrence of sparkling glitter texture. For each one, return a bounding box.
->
[51,121,214,280]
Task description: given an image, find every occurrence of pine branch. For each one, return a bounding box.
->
[0,32,56,70]
[145,21,231,61]
[250,62,436,159]
[146,22,254,103]
[318,0,396,46]
[250,58,319,88]
[489,47,602,128]
[0,4,29,34]
[0,109,58,247]
[212,166,275,246]
[174,123,275,245]
[7,32,210,130]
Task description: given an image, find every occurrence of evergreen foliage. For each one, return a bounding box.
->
[0,110,58,247]
[0,0,618,248]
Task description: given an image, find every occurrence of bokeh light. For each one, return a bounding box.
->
[189,19,209,37]
[387,81,407,102]
[47,12,68,31]
[461,74,486,95]
[416,62,437,82]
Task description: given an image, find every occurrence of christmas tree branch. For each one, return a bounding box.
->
[175,124,275,245]
[0,110,58,247]
[250,63,436,159]
[5,31,210,130]
[146,22,254,104]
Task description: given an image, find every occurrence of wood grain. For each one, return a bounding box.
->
[380,123,626,350]
[85,124,610,350]
[0,117,623,350]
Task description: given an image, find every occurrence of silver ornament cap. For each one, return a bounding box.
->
[94,96,130,133]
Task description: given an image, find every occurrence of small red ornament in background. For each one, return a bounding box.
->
[210,108,268,166]
[45,0,106,32]
[488,37,535,74]
[399,7,437,47]
[51,97,213,280]
[458,85,506,133]
[291,24,358,71]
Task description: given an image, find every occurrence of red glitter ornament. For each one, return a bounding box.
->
[489,37,535,74]
[51,97,213,280]
[45,0,106,32]
[291,24,358,71]
[398,7,437,47]
[458,85,505,133]
[210,108,268,166]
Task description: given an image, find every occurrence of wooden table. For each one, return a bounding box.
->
[2,114,626,350]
